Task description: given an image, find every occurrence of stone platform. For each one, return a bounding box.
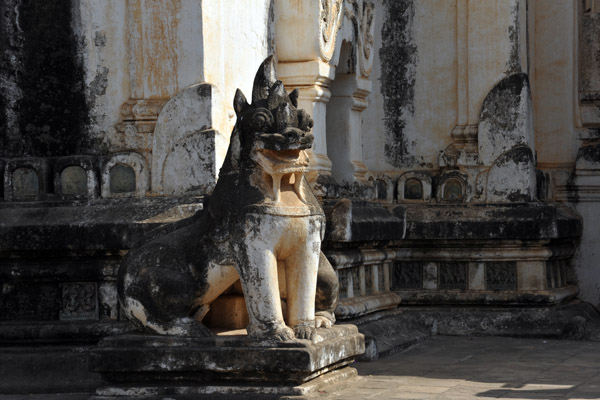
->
[89,324,364,399]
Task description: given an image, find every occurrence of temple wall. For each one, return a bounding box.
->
[363,0,529,173]
[0,0,597,354]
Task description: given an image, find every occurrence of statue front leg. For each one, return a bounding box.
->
[238,219,294,341]
[284,218,321,340]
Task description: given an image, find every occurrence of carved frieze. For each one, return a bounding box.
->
[392,261,422,289]
[344,0,375,77]
[60,282,98,320]
[320,0,345,62]
[439,263,467,290]
[485,262,516,291]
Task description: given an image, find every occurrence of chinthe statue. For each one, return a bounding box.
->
[119,56,339,341]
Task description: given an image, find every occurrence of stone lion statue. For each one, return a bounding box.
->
[118,56,339,341]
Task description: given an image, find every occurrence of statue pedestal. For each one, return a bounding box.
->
[89,324,364,399]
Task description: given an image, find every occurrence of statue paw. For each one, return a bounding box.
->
[293,324,316,341]
[315,315,333,329]
[273,325,295,341]
[315,311,336,329]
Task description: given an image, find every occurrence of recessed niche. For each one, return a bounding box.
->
[109,164,136,194]
[375,179,388,200]
[13,167,39,197]
[442,178,464,202]
[61,166,87,196]
[404,178,423,200]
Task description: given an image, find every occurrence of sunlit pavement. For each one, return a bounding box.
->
[312,336,600,399]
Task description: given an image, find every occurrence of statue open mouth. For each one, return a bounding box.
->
[256,149,310,203]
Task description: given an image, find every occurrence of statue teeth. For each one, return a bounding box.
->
[272,173,283,203]
[294,172,305,202]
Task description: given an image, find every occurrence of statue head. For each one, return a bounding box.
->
[225,56,314,177]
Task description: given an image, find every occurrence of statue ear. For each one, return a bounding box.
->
[289,88,299,108]
[233,89,249,117]
[252,55,277,103]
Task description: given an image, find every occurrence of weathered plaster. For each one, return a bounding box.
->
[533,0,578,167]
[76,0,129,154]
[467,0,526,125]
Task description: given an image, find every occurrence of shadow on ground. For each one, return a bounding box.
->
[344,336,600,400]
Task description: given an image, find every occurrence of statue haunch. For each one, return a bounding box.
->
[118,56,339,341]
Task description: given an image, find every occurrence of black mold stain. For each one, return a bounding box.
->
[506,1,521,75]
[0,84,5,146]
[0,0,23,155]
[580,9,600,100]
[577,142,600,164]
[490,146,534,202]
[87,66,109,126]
[480,73,529,146]
[380,0,417,167]
[2,0,90,157]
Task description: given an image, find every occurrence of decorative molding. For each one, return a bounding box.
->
[439,124,479,168]
[319,0,345,62]
[344,0,375,78]
[114,99,168,153]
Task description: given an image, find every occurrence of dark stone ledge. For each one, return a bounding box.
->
[0,198,203,252]
[401,202,582,241]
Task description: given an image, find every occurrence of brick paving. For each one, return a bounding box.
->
[312,336,600,400]
[2,336,600,399]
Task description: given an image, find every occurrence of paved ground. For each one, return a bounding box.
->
[314,336,600,400]
[2,336,600,399]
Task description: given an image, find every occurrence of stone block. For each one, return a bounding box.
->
[323,199,405,242]
[335,293,401,319]
[468,262,485,290]
[517,261,547,291]
[486,146,536,202]
[90,325,364,397]
[151,84,227,195]
[423,262,438,290]
[4,158,51,201]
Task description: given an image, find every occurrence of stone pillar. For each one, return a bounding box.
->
[571,1,600,307]
[327,74,371,183]
[278,60,335,181]
[275,0,375,185]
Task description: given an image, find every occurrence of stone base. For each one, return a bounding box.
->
[346,300,600,361]
[90,325,364,398]
[395,285,579,306]
[91,367,357,399]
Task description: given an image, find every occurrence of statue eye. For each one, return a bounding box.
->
[249,108,274,132]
